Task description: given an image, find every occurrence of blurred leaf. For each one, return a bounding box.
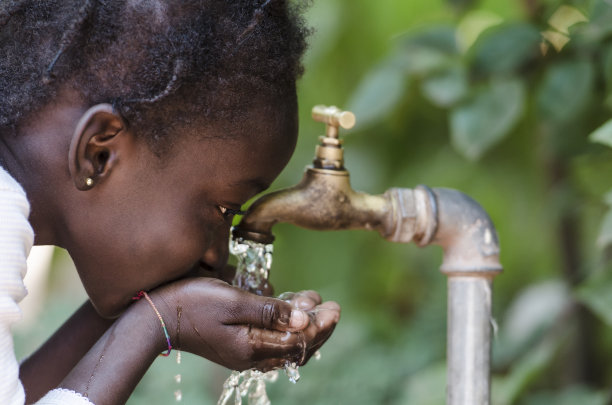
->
[493,281,570,367]
[397,362,447,405]
[395,26,458,76]
[598,207,612,248]
[547,5,588,35]
[604,188,612,206]
[450,78,525,160]
[456,9,504,52]
[492,332,565,405]
[570,152,612,199]
[604,45,612,110]
[581,0,612,42]
[523,386,608,405]
[446,0,478,14]
[420,64,468,108]
[347,63,407,129]
[603,44,612,90]
[541,29,570,52]
[469,22,541,76]
[589,118,612,147]
[537,60,594,123]
[576,269,612,324]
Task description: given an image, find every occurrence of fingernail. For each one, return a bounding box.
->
[290,309,308,329]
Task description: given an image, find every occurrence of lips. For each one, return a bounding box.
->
[182,260,217,279]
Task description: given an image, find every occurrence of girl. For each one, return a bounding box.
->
[0,0,340,404]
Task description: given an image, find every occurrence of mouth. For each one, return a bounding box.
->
[183,260,217,279]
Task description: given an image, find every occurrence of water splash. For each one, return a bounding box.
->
[217,370,279,405]
[219,233,324,404]
[229,236,273,295]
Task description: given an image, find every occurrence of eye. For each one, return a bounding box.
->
[218,205,248,218]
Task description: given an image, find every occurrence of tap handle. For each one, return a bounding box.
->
[312,105,356,136]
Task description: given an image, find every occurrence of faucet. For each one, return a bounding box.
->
[233,105,502,405]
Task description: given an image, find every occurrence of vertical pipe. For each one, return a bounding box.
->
[447,276,493,405]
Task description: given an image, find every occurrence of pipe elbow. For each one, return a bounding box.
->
[431,188,502,275]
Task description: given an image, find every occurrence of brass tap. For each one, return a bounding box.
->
[233,104,501,275]
[233,105,394,244]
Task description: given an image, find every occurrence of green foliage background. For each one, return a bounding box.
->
[14,0,612,404]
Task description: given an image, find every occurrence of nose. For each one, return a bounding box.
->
[201,225,230,272]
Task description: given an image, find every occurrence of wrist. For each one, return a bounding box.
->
[127,295,173,357]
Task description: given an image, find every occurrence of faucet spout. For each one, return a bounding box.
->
[233,167,393,244]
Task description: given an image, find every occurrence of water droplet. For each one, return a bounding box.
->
[313,350,322,361]
[284,362,300,384]
[174,374,181,384]
[174,390,182,402]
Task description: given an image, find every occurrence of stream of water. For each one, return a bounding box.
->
[217,234,307,405]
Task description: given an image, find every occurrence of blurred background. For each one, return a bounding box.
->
[14,0,612,403]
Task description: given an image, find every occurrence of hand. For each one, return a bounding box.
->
[278,290,341,364]
[149,278,340,371]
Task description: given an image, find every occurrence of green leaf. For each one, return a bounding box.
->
[596,207,612,249]
[347,63,407,129]
[397,362,447,405]
[576,269,612,324]
[469,22,541,76]
[537,60,594,123]
[589,119,612,148]
[493,281,569,367]
[547,5,588,35]
[456,9,504,52]
[522,386,608,405]
[420,64,469,108]
[395,26,458,76]
[492,334,563,405]
[450,78,525,160]
[581,0,612,42]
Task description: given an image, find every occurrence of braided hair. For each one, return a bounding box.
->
[0,0,310,152]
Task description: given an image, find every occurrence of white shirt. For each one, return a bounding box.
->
[0,166,93,405]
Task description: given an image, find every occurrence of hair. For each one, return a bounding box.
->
[0,0,310,152]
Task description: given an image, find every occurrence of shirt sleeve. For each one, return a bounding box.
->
[0,167,34,405]
[35,388,95,405]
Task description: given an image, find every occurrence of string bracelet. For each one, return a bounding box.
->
[133,291,172,357]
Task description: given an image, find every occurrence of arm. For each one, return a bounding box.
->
[23,263,238,402]
[56,278,340,405]
[20,301,114,404]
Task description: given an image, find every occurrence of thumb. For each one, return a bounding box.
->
[225,289,309,331]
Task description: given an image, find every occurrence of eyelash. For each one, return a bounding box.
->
[218,206,248,217]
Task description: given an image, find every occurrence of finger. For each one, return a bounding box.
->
[224,289,309,331]
[247,328,305,364]
[309,301,341,328]
[290,290,322,310]
[277,290,321,310]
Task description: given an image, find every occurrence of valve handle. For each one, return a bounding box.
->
[311,105,356,136]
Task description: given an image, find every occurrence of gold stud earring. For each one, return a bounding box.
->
[85,177,94,187]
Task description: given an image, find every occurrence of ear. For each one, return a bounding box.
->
[69,104,126,191]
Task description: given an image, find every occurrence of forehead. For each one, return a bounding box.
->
[158,101,298,193]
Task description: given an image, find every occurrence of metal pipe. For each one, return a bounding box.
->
[447,276,493,405]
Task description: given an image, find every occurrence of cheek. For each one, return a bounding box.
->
[137,216,211,281]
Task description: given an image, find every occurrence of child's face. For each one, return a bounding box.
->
[72,103,298,317]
